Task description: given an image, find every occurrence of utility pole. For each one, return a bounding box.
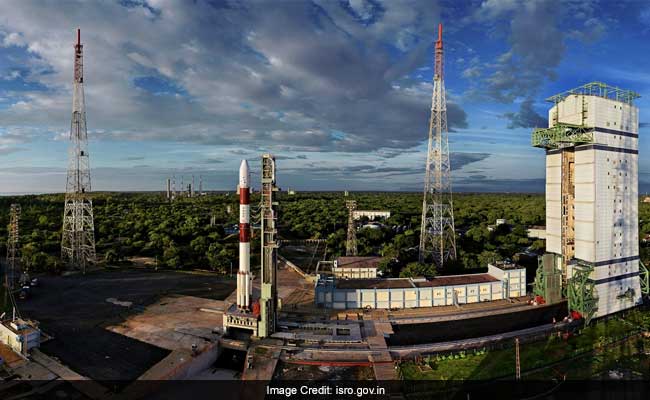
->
[515,337,521,380]
[346,200,358,256]
[61,29,96,273]
[419,23,456,269]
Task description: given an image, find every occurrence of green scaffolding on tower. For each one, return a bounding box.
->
[531,123,594,149]
[533,253,563,304]
[640,260,649,296]
[567,263,597,325]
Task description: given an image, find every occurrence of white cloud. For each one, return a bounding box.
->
[0,0,465,154]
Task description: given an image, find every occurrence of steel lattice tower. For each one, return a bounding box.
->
[4,204,20,298]
[61,29,96,273]
[345,200,358,256]
[258,154,279,338]
[419,23,456,268]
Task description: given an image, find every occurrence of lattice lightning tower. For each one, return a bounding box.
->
[61,29,96,273]
[5,204,20,293]
[346,200,358,256]
[419,23,456,268]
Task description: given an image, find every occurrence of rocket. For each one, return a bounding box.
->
[237,160,252,310]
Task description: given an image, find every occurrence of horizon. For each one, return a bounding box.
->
[1,1,649,192]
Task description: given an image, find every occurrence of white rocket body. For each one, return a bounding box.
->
[237,160,252,310]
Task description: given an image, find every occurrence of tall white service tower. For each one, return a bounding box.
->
[533,82,646,323]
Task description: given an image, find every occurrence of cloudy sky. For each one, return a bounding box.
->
[0,0,649,193]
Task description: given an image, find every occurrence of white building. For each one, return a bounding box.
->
[527,226,546,240]
[0,319,40,355]
[332,257,381,279]
[352,210,390,220]
[316,263,526,309]
[534,82,644,320]
[488,261,526,298]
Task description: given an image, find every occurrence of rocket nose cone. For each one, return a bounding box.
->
[239,159,249,171]
[239,160,250,187]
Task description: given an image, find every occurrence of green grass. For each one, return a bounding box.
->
[400,311,648,381]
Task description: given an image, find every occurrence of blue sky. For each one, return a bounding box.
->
[0,0,649,193]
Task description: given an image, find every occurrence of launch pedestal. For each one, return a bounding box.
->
[223,304,259,337]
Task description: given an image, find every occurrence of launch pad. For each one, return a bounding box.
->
[223,305,260,337]
[223,154,280,338]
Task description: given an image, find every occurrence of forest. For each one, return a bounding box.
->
[1,191,649,278]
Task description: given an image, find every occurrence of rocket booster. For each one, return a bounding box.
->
[237,160,251,310]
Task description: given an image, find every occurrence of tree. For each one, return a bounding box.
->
[207,242,229,274]
[105,249,119,264]
[477,250,499,267]
[38,215,49,226]
[399,262,437,278]
[163,242,181,269]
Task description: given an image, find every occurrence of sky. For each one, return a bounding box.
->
[0,0,650,193]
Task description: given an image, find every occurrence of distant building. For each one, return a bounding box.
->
[0,319,40,355]
[352,210,390,220]
[496,218,507,226]
[643,197,650,203]
[527,225,546,240]
[316,262,526,309]
[333,256,381,279]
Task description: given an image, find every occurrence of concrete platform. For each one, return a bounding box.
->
[107,295,224,351]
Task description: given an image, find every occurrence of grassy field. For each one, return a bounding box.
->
[400,309,650,380]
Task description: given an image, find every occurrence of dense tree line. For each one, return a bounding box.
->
[2,191,650,277]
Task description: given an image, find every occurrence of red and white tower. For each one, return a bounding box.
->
[237,160,252,310]
[419,23,456,269]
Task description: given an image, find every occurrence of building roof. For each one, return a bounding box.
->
[333,273,499,290]
[489,261,521,270]
[335,278,413,289]
[335,256,383,269]
[414,273,499,287]
[1,319,39,335]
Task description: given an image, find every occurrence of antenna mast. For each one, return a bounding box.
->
[419,23,457,268]
[61,29,96,273]
[4,204,20,307]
